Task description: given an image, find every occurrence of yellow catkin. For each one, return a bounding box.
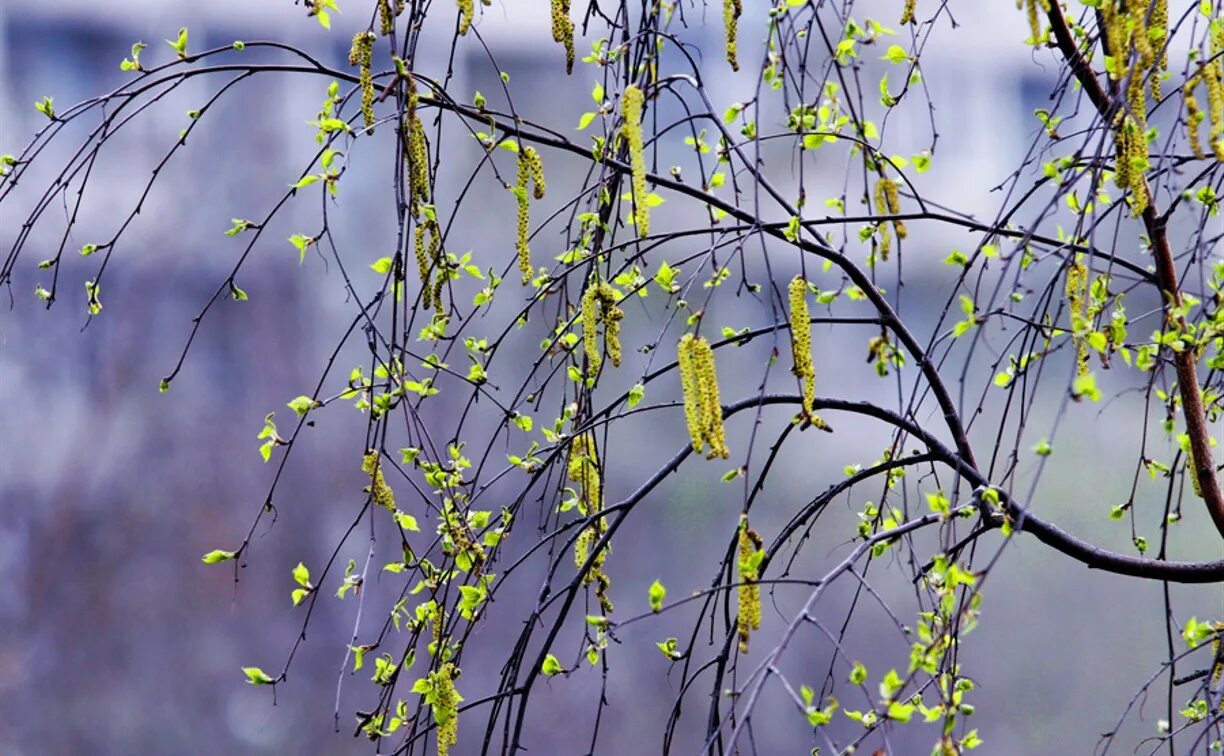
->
[361,450,396,511]
[379,0,395,36]
[513,147,544,286]
[900,0,916,25]
[595,571,613,614]
[415,220,434,309]
[789,276,815,410]
[1065,260,1089,377]
[550,0,575,74]
[1203,62,1224,160]
[1186,74,1206,159]
[407,115,430,211]
[788,277,830,430]
[1024,0,1041,42]
[1126,113,1149,215]
[569,434,610,604]
[433,663,460,756]
[349,32,375,130]
[1151,0,1167,99]
[427,220,442,309]
[581,284,601,371]
[403,76,431,217]
[1211,638,1223,688]
[524,146,546,199]
[598,282,623,368]
[723,0,742,71]
[1128,0,1152,71]
[1112,111,1132,189]
[883,176,907,239]
[872,177,893,261]
[456,0,473,35]
[736,518,763,654]
[1187,445,1203,499]
[692,336,730,459]
[1101,2,1127,82]
[678,334,703,453]
[622,86,650,237]
[567,434,601,516]
[514,148,544,285]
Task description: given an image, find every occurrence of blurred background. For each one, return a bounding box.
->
[1,1,1221,754]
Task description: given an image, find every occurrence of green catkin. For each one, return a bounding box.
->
[427,221,441,304]
[431,270,445,312]
[692,336,730,459]
[1112,110,1133,189]
[1065,260,1089,377]
[550,0,575,74]
[432,663,460,756]
[621,86,650,237]
[900,0,916,25]
[349,32,375,130]
[883,176,907,239]
[456,0,473,35]
[1101,2,1128,82]
[1100,0,1155,215]
[514,148,544,285]
[736,519,762,654]
[568,434,609,605]
[723,0,742,71]
[361,450,396,511]
[1186,74,1206,159]
[598,282,624,368]
[1204,59,1224,160]
[1024,0,1042,42]
[788,277,830,430]
[415,220,434,309]
[525,146,546,199]
[378,0,395,36]
[1151,0,1167,99]
[403,76,431,217]
[1187,445,1204,499]
[1211,637,1223,688]
[788,277,817,425]
[581,284,601,372]
[872,177,893,261]
[678,334,703,453]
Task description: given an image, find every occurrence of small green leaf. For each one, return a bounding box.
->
[35,96,55,120]
[167,27,189,59]
[287,395,318,417]
[292,561,311,587]
[648,579,666,613]
[1072,372,1101,402]
[289,234,313,263]
[881,45,909,64]
[627,383,645,408]
[541,654,564,676]
[849,661,868,685]
[242,666,275,685]
[202,549,236,564]
[394,511,420,532]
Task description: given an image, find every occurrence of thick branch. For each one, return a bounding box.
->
[751,394,1224,584]
[1045,2,1224,537]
